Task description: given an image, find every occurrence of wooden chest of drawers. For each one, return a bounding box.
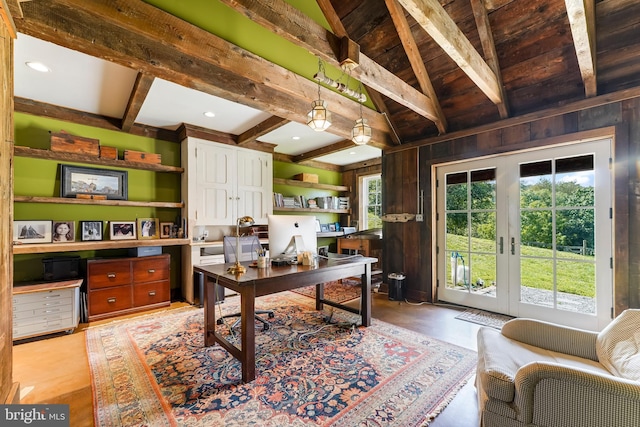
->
[87,254,170,321]
[13,279,82,341]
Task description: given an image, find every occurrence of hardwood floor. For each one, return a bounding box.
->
[12,291,481,427]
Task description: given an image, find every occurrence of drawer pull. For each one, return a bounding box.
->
[148,291,156,296]
[107,297,117,303]
[44,294,62,299]
[107,273,117,278]
[148,269,156,273]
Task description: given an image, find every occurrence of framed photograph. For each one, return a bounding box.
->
[13,220,52,244]
[80,221,103,241]
[320,224,329,232]
[109,221,137,240]
[160,222,173,239]
[328,223,337,232]
[318,245,329,257]
[137,218,159,239]
[52,220,75,242]
[60,164,128,200]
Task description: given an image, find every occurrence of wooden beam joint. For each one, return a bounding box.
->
[338,37,360,72]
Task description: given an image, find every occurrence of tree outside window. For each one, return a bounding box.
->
[361,174,382,230]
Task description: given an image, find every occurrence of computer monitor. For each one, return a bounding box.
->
[267,214,317,259]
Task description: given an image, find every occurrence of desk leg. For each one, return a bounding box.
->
[240,287,256,382]
[360,263,372,327]
[204,276,217,347]
[315,282,325,310]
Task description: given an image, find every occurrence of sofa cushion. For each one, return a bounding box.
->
[478,327,609,403]
[596,309,640,381]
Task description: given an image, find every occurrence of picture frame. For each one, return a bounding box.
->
[320,224,329,232]
[52,220,76,242]
[160,222,173,239]
[318,245,329,258]
[109,221,137,240]
[13,220,52,244]
[137,218,159,239]
[80,221,103,241]
[328,223,337,232]
[60,164,128,200]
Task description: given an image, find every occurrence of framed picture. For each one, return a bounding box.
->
[137,218,159,239]
[80,221,103,241]
[160,222,173,239]
[60,164,128,200]
[320,224,329,232]
[318,245,329,257]
[109,221,137,240]
[328,223,337,232]
[13,220,52,244]
[52,220,75,242]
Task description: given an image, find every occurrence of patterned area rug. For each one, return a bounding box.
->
[291,279,362,302]
[87,291,477,427]
[455,308,514,329]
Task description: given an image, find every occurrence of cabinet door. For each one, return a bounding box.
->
[236,148,273,225]
[195,142,235,225]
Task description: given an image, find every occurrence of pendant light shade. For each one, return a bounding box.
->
[307,99,332,131]
[351,118,372,145]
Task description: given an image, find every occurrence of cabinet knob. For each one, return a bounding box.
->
[107,297,117,303]
[148,269,156,273]
[107,273,116,278]
[148,291,156,296]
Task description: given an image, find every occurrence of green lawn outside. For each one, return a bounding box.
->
[446,234,595,297]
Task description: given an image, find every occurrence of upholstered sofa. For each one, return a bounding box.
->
[476,310,640,427]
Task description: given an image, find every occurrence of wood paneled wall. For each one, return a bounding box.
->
[382,92,640,315]
[1,19,16,403]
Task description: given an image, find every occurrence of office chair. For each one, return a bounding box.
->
[218,235,274,331]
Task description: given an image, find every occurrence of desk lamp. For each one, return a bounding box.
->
[227,216,255,275]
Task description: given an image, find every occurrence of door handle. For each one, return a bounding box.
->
[511,237,515,255]
[499,237,504,254]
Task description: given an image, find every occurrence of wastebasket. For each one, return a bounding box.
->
[388,272,406,301]
[194,271,225,308]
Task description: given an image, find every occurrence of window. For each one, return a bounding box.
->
[360,174,382,230]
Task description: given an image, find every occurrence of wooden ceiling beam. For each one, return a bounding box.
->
[397,0,503,106]
[384,0,447,134]
[293,139,355,163]
[237,115,289,146]
[1,0,18,37]
[121,72,154,132]
[470,0,510,118]
[564,0,597,97]
[16,0,393,147]
[218,0,441,124]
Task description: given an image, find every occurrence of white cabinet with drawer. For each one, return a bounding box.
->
[12,279,82,341]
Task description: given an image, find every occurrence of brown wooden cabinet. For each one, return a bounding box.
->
[337,237,382,273]
[86,254,170,321]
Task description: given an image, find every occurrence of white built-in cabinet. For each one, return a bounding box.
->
[181,137,273,304]
[183,137,272,228]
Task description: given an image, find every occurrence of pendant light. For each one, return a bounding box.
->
[351,83,371,145]
[307,59,332,131]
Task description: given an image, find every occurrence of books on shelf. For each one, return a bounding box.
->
[273,193,347,210]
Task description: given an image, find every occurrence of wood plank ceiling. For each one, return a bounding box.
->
[8,0,640,166]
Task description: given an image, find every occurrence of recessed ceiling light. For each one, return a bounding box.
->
[350,151,357,155]
[292,136,301,140]
[25,61,50,73]
[203,111,216,118]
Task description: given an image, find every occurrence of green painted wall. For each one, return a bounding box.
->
[13,113,182,285]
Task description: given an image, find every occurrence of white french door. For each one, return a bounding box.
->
[435,139,613,330]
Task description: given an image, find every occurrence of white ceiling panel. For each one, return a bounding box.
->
[14,34,138,118]
[135,78,272,132]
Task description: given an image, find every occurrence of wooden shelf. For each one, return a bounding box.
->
[13,238,190,255]
[273,207,349,214]
[273,177,349,192]
[14,196,183,209]
[14,146,184,173]
[317,231,345,238]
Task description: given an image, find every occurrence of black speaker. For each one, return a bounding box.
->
[43,256,80,281]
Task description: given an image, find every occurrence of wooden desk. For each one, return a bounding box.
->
[194,256,377,382]
[337,237,382,271]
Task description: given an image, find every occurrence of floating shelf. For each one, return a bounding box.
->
[12,238,191,255]
[273,177,349,192]
[273,207,349,214]
[14,146,184,173]
[14,196,183,209]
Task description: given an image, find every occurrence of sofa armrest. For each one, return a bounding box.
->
[513,361,640,427]
[501,318,598,361]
